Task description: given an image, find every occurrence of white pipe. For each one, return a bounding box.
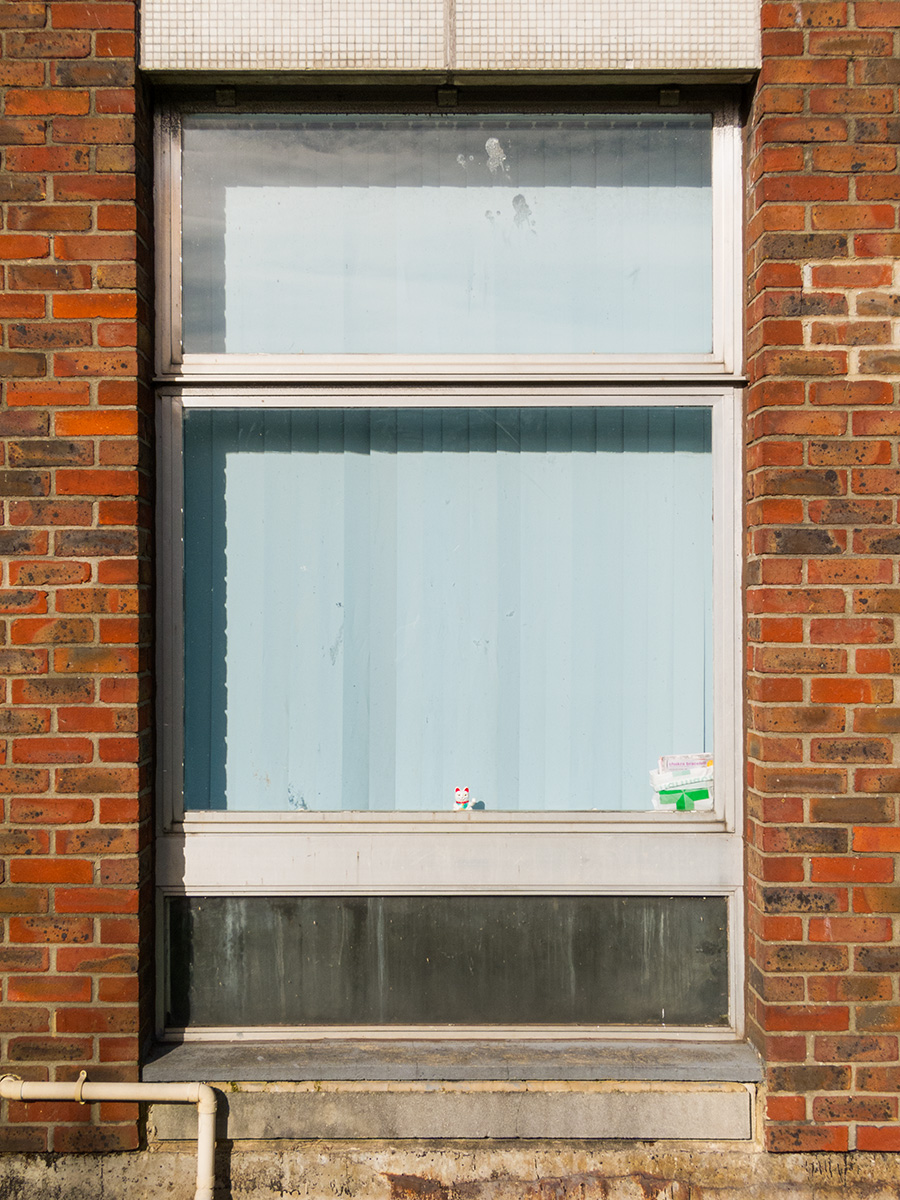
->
[0,1073,217,1200]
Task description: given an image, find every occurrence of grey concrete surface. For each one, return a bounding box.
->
[142,1039,763,1083]
[149,1083,753,1141]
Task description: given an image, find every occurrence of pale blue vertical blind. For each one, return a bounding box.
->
[181,114,713,356]
[183,407,713,812]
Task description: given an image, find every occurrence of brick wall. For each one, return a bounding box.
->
[745,0,900,1154]
[0,0,152,1153]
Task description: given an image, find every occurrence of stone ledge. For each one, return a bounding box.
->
[148,1080,755,1141]
[143,1039,763,1084]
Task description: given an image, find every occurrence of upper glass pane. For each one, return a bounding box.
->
[181,114,713,356]
[182,406,713,812]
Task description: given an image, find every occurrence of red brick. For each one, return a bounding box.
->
[807,560,893,585]
[852,412,900,440]
[854,827,900,852]
[54,351,139,377]
[100,916,139,944]
[0,294,46,318]
[810,617,894,644]
[0,1005,50,1034]
[857,1066,900,1091]
[9,501,94,527]
[10,562,91,586]
[99,977,139,1002]
[7,1099,91,1124]
[809,29,893,55]
[99,1037,140,1063]
[55,1007,137,1034]
[8,204,92,233]
[810,380,893,405]
[810,88,894,114]
[813,1095,896,1122]
[762,57,847,85]
[56,588,138,614]
[856,1,900,24]
[748,677,804,702]
[7,975,90,1002]
[57,708,138,734]
[759,884,848,913]
[96,89,135,115]
[54,1126,139,1153]
[95,30,135,57]
[9,796,93,823]
[815,1035,898,1062]
[56,827,138,854]
[855,887,900,914]
[0,765,49,792]
[811,262,897,288]
[858,1008,900,1034]
[0,1128,48,1153]
[8,856,93,884]
[811,319,892,345]
[758,116,848,143]
[54,230,136,258]
[51,3,136,28]
[5,145,91,174]
[0,946,48,972]
[856,233,900,257]
[856,769,900,795]
[54,887,138,914]
[55,468,139,495]
[763,1094,806,1118]
[752,706,844,733]
[812,203,895,229]
[55,175,135,202]
[7,1036,93,1062]
[57,946,136,973]
[857,176,900,200]
[5,88,89,115]
[857,647,900,673]
[52,295,137,322]
[0,590,47,615]
[811,856,894,883]
[858,1127,900,1151]
[54,766,138,794]
[53,646,138,673]
[810,916,894,941]
[8,916,93,944]
[810,796,894,825]
[764,1003,849,1032]
[0,233,50,258]
[810,737,892,763]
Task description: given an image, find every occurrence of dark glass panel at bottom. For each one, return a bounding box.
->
[167,895,729,1028]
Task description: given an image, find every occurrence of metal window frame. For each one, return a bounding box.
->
[154,97,746,1043]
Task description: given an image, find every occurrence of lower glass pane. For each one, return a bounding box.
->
[183,407,713,811]
[167,894,729,1028]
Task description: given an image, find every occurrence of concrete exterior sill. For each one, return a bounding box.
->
[148,1080,756,1143]
[143,1039,763,1084]
[144,1041,760,1142]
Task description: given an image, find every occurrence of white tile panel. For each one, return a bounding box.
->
[140,0,761,73]
[141,0,445,72]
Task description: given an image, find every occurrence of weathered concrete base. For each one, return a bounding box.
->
[4,1144,900,1200]
[149,1081,754,1142]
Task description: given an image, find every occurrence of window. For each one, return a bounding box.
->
[156,99,743,1039]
